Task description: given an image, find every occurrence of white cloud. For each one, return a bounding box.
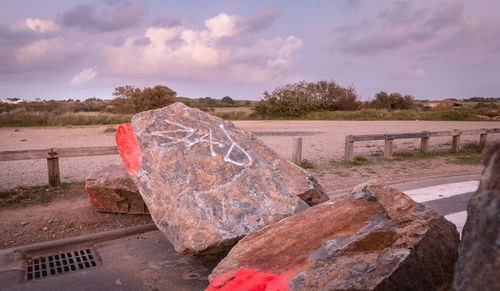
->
[15,38,62,63]
[205,13,239,38]
[25,18,60,33]
[70,67,98,85]
[103,12,302,83]
[14,37,83,71]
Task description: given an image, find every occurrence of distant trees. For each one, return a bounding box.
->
[173,95,242,108]
[111,85,176,114]
[221,96,235,106]
[370,91,415,110]
[252,80,360,117]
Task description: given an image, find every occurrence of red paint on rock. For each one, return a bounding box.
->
[206,268,289,291]
[115,123,141,174]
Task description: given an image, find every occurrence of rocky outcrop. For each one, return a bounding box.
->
[85,164,148,214]
[453,142,500,291]
[115,103,328,255]
[209,183,459,291]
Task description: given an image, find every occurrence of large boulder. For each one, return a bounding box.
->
[85,164,148,214]
[208,183,459,291]
[453,143,500,291]
[115,103,328,255]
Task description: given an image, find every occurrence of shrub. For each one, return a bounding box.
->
[252,80,360,117]
[371,91,415,110]
[111,85,176,114]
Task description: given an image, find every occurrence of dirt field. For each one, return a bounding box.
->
[1,120,498,249]
[0,121,498,189]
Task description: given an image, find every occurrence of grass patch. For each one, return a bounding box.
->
[104,126,117,133]
[0,185,54,207]
[333,171,349,177]
[300,160,315,169]
[0,111,132,127]
[389,142,482,165]
[342,155,371,167]
[455,155,482,165]
[365,168,377,174]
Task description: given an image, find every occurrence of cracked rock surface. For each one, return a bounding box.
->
[453,143,500,291]
[85,164,147,214]
[209,183,459,291]
[116,103,328,255]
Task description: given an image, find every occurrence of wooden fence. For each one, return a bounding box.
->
[0,146,118,187]
[1,127,498,187]
[344,128,500,161]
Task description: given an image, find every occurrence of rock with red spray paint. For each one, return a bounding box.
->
[209,183,459,290]
[115,102,328,256]
[85,164,148,214]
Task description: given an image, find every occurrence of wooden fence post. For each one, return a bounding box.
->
[292,137,303,165]
[479,130,488,149]
[384,139,394,158]
[420,135,430,153]
[452,130,461,152]
[345,135,354,161]
[47,148,60,187]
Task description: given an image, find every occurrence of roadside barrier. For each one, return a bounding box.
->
[1,127,498,187]
[0,146,118,187]
[343,128,500,161]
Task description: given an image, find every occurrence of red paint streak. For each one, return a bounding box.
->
[115,123,141,174]
[206,268,289,291]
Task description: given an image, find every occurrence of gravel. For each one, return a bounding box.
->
[1,121,499,190]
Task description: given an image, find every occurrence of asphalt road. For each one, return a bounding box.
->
[0,174,480,290]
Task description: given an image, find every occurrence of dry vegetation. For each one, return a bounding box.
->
[1,83,499,127]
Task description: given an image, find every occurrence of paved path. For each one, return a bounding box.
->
[0,175,479,290]
[394,175,479,235]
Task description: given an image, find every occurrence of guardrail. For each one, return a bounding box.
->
[0,146,118,187]
[344,128,500,161]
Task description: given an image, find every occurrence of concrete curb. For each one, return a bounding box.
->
[326,171,481,196]
[0,224,157,268]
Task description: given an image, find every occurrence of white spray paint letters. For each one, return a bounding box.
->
[151,121,252,167]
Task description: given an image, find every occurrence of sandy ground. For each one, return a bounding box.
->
[1,120,498,249]
[0,121,499,190]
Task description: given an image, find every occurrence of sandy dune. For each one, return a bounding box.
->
[1,121,499,189]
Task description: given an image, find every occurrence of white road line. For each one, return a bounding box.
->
[444,211,468,236]
[405,181,479,203]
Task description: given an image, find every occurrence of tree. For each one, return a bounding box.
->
[221,96,235,106]
[371,91,415,110]
[111,85,176,114]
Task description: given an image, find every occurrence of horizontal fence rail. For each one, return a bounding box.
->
[0,146,118,162]
[345,128,500,161]
[2,127,499,187]
[0,146,119,187]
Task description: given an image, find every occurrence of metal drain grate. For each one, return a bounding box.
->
[25,248,98,281]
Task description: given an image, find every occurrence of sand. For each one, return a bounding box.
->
[1,121,499,189]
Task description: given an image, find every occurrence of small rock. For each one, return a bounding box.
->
[351,179,378,194]
[115,279,122,285]
[48,220,52,223]
[42,226,48,231]
[85,164,148,214]
[20,221,28,226]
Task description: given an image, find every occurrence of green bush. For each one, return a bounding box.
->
[111,85,176,114]
[252,80,360,117]
[371,91,415,110]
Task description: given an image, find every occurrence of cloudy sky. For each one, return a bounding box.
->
[1,0,499,101]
